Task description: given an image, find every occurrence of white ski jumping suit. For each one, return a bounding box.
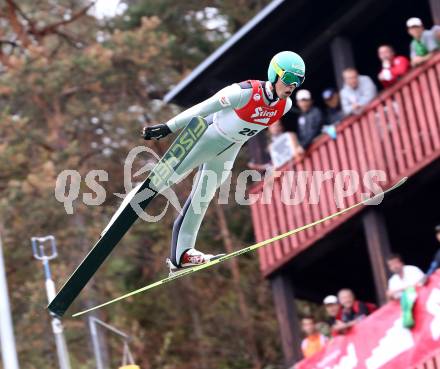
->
[165,80,292,266]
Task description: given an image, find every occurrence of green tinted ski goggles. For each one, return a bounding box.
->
[271,59,305,87]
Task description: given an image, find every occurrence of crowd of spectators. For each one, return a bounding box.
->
[301,287,376,358]
[267,15,440,362]
[257,17,439,169]
[299,224,440,359]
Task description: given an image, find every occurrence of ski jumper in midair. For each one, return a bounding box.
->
[142,51,306,271]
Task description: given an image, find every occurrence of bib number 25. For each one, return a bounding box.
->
[238,128,258,137]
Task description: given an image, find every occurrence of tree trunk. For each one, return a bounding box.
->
[213,203,262,369]
[188,291,209,369]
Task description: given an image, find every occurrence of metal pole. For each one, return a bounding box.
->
[90,317,130,340]
[89,317,105,369]
[31,236,71,369]
[52,317,71,369]
[88,317,136,369]
[0,234,20,369]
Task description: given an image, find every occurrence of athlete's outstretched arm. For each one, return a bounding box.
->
[165,84,243,132]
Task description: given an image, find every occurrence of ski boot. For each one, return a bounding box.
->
[166,248,225,276]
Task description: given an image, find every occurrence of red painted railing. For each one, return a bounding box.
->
[250,52,440,276]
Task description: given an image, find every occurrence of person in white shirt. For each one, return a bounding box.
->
[386,254,425,300]
[340,68,377,116]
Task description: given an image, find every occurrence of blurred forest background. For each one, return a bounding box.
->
[0,1,291,369]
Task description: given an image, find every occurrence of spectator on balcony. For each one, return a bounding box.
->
[387,254,424,328]
[268,119,285,140]
[321,88,343,140]
[248,120,302,171]
[386,254,424,300]
[332,289,373,334]
[432,25,440,46]
[407,17,439,67]
[377,45,410,88]
[340,68,377,116]
[267,120,304,168]
[247,120,284,171]
[293,89,324,150]
[246,134,271,171]
[322,88,344,125]
[421,225,440,284]
[300,316,328,358]
[322,295,340,336]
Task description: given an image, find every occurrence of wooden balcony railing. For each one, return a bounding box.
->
[250,52,440,276]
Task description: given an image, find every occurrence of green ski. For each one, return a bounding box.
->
[48,117,209,317]
[72,177,407,317]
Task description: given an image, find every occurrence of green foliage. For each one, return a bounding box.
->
[0,0,279,368]
[115,0,270,72]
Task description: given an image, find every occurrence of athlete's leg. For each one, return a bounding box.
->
[170,143,241,266]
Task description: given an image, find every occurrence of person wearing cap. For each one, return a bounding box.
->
[340,67,377,116]
[292,89,324,151]
[323,295,340,333]
[407,17,438,67]
[322,88,344,125]
[377,45,410,88]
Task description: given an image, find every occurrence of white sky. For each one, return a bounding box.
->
[90,1,229,39]
[91,0,127,19]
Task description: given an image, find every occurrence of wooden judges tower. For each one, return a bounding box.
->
[165,0,440,366]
